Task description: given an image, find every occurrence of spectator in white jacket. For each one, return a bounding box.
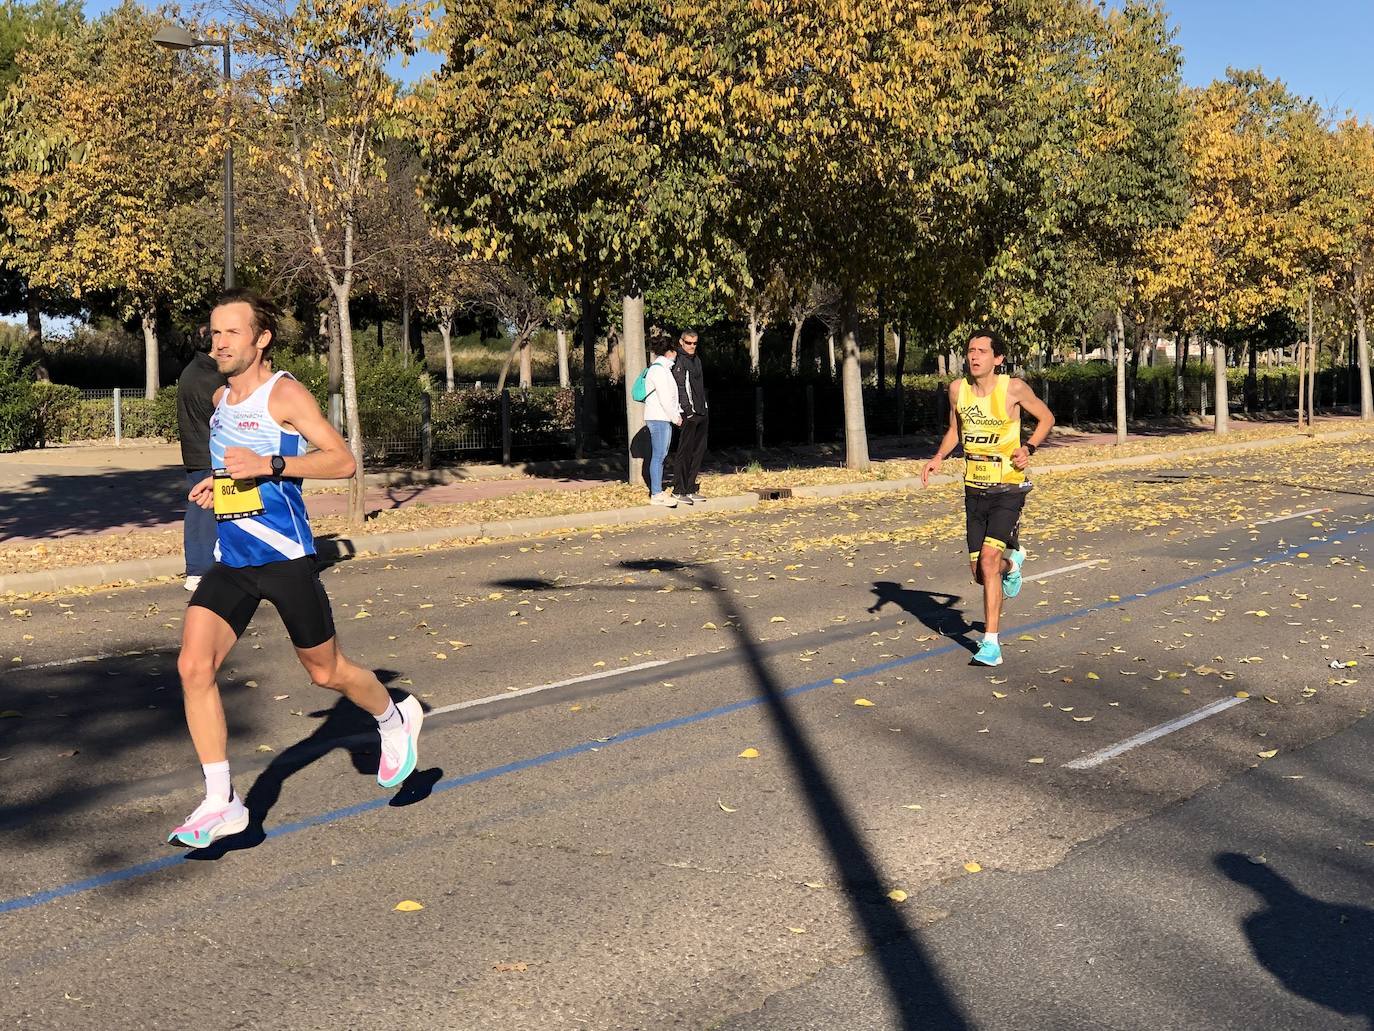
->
[643,336,682,506]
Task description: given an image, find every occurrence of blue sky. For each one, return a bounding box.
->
[79,0,1371,116]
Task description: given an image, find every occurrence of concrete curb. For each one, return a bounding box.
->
[2,427,1360,598]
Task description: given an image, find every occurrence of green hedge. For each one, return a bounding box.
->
[0,345,40,452]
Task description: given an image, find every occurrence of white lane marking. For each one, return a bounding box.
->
[10,649,154,672]
[428,659,672,716]
[1253,507,1330,526]
[1063,696,1248,770]
[1024,559,1104,582]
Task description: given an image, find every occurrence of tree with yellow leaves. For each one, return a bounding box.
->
[1139,72,1321,434]
[234,0,425,525]
[1,1,222,398]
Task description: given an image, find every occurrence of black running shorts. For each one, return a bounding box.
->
[965,487,1028,562]
[189,556,336,649]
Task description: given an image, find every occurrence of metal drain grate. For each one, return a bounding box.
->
[752,486,793,501]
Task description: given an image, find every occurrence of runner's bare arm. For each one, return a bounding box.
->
[1009,378,1055,470]
[223,378,356,480]
[921,381,962,486]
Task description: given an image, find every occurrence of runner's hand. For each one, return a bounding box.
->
[189,476,214,510]
[921,455,942,486]
[224,447,270,480]
[1011,446,1031,470]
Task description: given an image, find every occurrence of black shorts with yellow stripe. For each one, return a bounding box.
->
[965,486,1028,561]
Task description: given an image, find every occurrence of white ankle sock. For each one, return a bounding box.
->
[202,760,232,802]
[375,700,404,737]
[984,632,1000,646]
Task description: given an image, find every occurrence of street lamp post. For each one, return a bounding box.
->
[153,25,234,289]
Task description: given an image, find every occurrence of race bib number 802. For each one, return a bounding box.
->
[213,470,266,522]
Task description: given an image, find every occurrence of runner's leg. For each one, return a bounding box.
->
[178,599,247,764]
[295,636,392,716]
[978,543,1006,634]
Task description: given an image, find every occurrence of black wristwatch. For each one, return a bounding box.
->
[1025,444,1037,456]
[270,454,286,477]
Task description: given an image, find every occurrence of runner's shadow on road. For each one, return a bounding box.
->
[1217,852,1374,1028]
[868,582,979,655]
[187,678,439,861]
[622,558,970,1030]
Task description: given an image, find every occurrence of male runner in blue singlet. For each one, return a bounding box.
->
[168,289,423,847]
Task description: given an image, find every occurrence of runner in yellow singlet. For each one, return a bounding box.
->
[921,331,1055,666]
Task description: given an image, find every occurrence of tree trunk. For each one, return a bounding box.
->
[1175,332,1186,416]
[579,272,599,447]
[333,285,366,527]
[519,333,533,389]
[327,304,343,431]
[376,318,383,352]
[400,293,411,368]
[840,295,869,470]
[495,330,526,393]
[1114,307,1127,444]
[827,332,837,378]
[622,293,647,488]
[1104,327,1115,363]
[875,306,887,394]
[790,319,803,375]
[24,290,49,381]
[1246,339,1258,414]
[1355,276,1372,421]
[141,309,159,400]
[937,351,947,377]
[439,308,455,392]
[1213,342,1229,435]
[894,322,907,399]
[556,327,570,388]
[748,310,762,375]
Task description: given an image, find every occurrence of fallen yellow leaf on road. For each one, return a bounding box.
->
[1235,691,1250,699]
[1257,749,1278,759]
[887,889,909,902]
[900,804,923,810]
[769,616,787,623]
[1027,757,1046,764]
[718,800,737,813]
[738,747,760,759]
[255,744,273,752]
[992,691,1007,699]
[787,927,807,934]
[1087,672,1100,680]
[1246,610,1270,617]
[964,862,983,873]
[1072,716,1094,722]
[702,621,718,630]
[832,678,847,684]
[353,611,370,619]
[854,698,875,707]
[0,710,19,718]
[394,900,424,912]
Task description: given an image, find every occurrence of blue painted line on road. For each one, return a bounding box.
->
[3,516,1368,917]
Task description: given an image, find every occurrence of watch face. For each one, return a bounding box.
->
[271,456,285,475]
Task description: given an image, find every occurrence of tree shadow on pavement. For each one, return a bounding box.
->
[867,582,978,654]
[0,467,188,541]
[1216,852,1374,1028]
[621,558,970,1030]
[187,678,439,862]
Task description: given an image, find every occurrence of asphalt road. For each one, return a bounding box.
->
[2,438,1373,1030]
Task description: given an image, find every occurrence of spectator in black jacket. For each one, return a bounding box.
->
[671,330,709,503]
[176,325,226,591]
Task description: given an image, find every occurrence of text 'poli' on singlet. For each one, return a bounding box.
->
[208,371,314,567]
[957,374,1028,491]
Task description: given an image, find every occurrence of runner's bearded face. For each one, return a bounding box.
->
[210,302,269,378]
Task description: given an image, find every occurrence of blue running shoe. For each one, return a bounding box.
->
[972,639,1003,666]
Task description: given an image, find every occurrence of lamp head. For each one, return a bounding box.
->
[152,25,202,49]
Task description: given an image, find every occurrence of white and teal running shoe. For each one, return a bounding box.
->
[972,639,1003,666]
[168,793,249,848]
[1003,548,1026,599]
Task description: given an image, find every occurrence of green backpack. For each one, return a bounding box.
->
[631,367,654,403]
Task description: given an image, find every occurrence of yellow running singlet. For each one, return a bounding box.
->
[957,374,1026,490]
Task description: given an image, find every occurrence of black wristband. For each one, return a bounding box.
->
[1026,444,1037,456]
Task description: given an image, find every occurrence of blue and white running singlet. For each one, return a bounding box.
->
[208,371,315,567]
